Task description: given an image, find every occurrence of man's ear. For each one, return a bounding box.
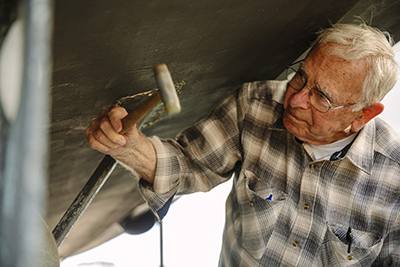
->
[351,102,384,132]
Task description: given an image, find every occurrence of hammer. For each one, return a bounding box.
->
[52,64,181,247]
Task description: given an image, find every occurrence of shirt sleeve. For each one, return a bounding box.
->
[139,85,248,221]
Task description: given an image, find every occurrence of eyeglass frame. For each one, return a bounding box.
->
[286,60,368,113]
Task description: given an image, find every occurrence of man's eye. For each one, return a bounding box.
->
[297,72,306,82]
[315,90,329,102]
[293,73,305,86]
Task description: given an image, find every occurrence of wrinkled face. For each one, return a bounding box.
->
[282,45,368,145]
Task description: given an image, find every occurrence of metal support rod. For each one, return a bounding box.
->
[159,221,164,267]
[52,155,118,247]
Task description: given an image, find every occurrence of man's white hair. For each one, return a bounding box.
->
[311,23,399,106]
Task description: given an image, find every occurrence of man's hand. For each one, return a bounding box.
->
[86,105,139,156]
[85,105,156,183]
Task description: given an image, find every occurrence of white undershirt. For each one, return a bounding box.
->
[307,133,357,160]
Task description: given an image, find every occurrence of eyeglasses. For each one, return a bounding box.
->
[286,60,367,113]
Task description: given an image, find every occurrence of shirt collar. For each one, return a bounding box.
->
[328,133,358,161]
[269,114,375,174]
[345,119,375,174]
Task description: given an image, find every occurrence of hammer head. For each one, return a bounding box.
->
[153,64,181,116]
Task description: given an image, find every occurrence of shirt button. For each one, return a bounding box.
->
[292,241,299,247]
[310,164,315,170]
[303,203,310,210]
[347,255,353,261]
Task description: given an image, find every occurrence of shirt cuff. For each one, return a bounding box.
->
[138,136,181,221]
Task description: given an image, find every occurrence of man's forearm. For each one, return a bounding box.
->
[114,133,156,184]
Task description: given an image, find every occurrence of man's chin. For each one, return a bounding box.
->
[283,117,313,144]
[282,116,298,135]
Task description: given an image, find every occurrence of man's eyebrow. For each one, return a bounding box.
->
[315,83,334,102]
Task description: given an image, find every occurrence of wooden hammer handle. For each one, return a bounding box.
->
[120,91,162,134]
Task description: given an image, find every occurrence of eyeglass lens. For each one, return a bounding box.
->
[286,64,331,113]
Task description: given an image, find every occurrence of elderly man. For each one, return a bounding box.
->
[86,24,400,266]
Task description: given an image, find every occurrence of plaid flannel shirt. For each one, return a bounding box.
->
[140,80,400,266]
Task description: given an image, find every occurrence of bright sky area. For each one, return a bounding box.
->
[60,42,400,267]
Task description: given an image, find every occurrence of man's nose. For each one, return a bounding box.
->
[289,86,311,109]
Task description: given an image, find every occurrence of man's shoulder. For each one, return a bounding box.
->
[241,80,287,104]
[235,80,286,127]
[374,117,400,163]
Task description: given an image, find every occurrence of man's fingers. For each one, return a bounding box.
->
[85,120,109,153]
[86,131,114,153]
[85,105,141,155]
[98,116,126,146]
[108,106,128,133]
[85,115,124,154]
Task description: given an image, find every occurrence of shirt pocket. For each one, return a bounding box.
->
[314,222,383,266]
[233,169,287,260]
